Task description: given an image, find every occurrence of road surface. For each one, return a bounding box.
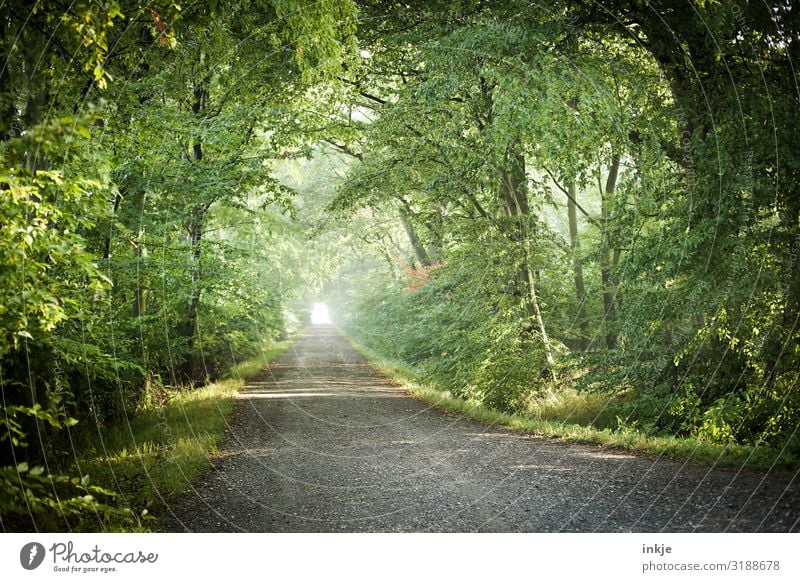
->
[164,326,800,532]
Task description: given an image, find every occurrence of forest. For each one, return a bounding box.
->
[1,0,799,531]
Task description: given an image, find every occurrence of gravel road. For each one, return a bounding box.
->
[163,326,800,532]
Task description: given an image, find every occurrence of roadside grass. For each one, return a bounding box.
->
[74,341,290,531]
[521,385,623,429]
[347,338,795,474]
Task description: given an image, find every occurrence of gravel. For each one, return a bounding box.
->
[162,326,800,532]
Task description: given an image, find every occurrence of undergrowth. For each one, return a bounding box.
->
[67,341,289,531]
[347,337,797,474]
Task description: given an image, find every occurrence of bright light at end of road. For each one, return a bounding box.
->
[311,303,331,325]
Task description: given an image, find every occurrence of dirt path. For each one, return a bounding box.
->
[164,326,800,532]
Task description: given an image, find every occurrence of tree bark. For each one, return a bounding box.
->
[0,22,18,142]
[178,206,206,384]
[502,148,555,371]
[398,205,431,266]
[126,189,148,319]
[186,216,203,341]
[179,76,210,384]
[567,180,588,349]
[600,153,620,349]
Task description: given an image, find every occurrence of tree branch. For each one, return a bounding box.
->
[322,138,363,160]
[541,165,600,226]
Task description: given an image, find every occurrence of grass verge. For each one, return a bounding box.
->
[75,341,290,531]
[346,337,796,474]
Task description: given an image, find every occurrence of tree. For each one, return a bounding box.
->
[0,0,359,529]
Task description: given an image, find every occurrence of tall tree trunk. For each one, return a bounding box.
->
[379,245,400,283]
[781,204,800,333]
[0,22,18,142]
[398,205,431,266]
[475,80,555,372]
[20,29,49,172]
[600,153,620,349]
[186,216,203,341]
[502,149,555,371]
[567,180,588,349]
[103,192,123,260]
[179,76,209,384]
[22,36,47,131]
[764,198,800,383]
[128,190,147,318]
[132,246,147,319]
[523,247,555,370]
[179,207,206,384]
[425,204,445,260]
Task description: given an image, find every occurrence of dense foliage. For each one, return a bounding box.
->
[2,0,799,530]
[0,0,356,530]
[327,1,800,461]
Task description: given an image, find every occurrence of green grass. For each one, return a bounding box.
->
[75,341,290,531]
[225,340,291,380]
[347,338,796,474]
[520,384,623,428]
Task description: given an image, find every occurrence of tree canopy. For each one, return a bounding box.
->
[2,0,799,530]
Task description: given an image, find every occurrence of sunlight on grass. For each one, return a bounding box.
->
[522,386,620,428]
[346,337,793,473]
[226,341,291,379]
[76,345,289,531]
